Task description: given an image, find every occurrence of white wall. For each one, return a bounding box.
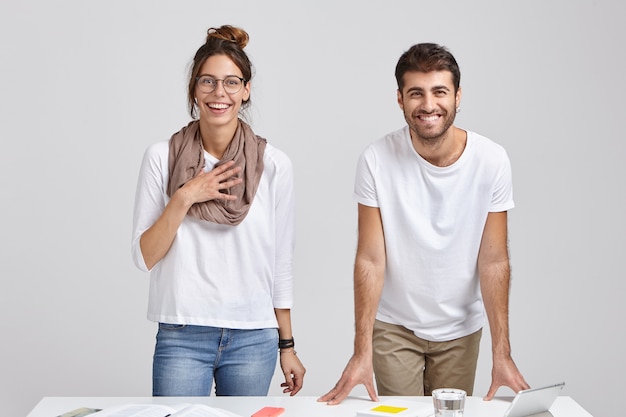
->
[1,1,624,416]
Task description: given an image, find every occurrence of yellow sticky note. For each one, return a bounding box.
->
[370,405,409,414]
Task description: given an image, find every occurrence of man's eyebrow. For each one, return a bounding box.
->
[405,85,451,93]
[406,86,424,93]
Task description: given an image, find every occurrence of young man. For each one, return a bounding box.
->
[319,43,529,404]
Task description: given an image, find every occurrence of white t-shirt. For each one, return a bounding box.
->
[131,139,295,329]
[354,126,514,341]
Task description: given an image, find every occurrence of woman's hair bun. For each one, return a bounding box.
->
[206,25,249,49]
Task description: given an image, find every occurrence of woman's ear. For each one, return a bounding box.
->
[242,82,251,103]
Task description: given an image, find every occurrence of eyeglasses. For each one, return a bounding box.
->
[195,75,247,94]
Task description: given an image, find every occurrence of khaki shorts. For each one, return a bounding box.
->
[372,319,482,396]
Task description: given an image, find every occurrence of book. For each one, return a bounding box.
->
[56,408,102,417]
[89,403,243,417]
[356,400,433,417]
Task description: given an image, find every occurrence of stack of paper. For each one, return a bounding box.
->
[88,403,243,417]
[356,400,433,417]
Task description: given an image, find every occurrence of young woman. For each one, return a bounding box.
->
[131,25,305,396]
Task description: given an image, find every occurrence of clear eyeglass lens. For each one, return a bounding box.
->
[197,76,243,94]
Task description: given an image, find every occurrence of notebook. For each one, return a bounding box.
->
[503,382,565,417]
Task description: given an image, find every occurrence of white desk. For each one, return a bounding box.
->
[26,395,593,417]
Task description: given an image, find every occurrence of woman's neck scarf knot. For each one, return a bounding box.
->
[166,119,266,226]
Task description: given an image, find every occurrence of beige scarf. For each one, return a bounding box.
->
[166,119,266,225]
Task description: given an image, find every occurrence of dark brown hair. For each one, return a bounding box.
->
[395,43,461,93]
[187,25,253,118]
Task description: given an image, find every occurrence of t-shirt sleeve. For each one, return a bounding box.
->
[131,142,168,272]
[353,146,380,208]
[489,149,515,212]
[271,151,295,309]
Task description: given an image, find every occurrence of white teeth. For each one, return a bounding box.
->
[420,115,439,122]
[209,103,230,109]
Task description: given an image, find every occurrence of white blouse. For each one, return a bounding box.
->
[131,139,295,329]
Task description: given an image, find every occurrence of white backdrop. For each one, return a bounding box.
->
[1,1,624,416]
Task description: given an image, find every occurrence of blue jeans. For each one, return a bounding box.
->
[153,324,278,396]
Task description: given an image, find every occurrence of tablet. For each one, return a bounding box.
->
[503,382,565,417]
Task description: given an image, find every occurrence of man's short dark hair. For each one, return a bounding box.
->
[395,43,461,92]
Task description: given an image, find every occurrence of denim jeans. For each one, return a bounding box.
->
[152,324,278,396]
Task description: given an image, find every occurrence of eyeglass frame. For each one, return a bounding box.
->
[195,75,248,94]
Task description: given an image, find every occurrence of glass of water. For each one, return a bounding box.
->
[432,388,466,417]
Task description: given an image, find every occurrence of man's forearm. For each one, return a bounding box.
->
[352,258,385,355]
[480,260,512,357]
